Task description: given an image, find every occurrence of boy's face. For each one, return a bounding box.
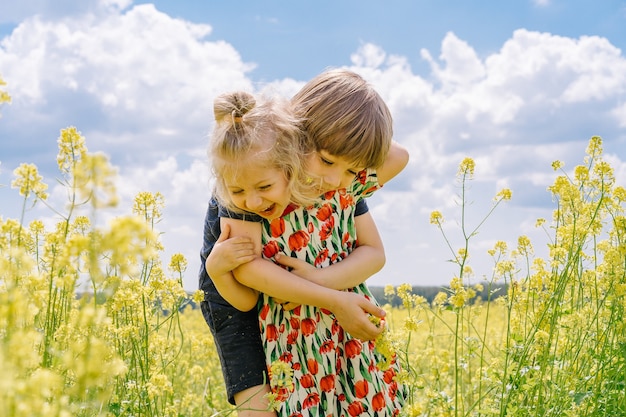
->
[223,157,291,220]
[307,150,364,193]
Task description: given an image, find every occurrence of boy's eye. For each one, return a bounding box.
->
[348,170,358,176]
[230,189,243,195]
[259,184,272,191]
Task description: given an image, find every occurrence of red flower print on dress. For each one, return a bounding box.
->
[372,392,386,411]
[290,317,300,330]
[259,303,270,320]
[266,324,278,341]
[340,193,354,209]
[301,317,317,336]
[364,185,378,195]
[303,392,320,409]
[354,380,369,399]
[288,230,310,252]
[345,339,363,358]
[315,203,334,221]
[347,400,366,416]
[383,368,396,384]
[274,386,290,402]
[320,374,335,392]
[320,340,335,353]
[269,217,285,237]
[323,190,336,200]
[356,170,367,185]
[315,248,329,266]
[263,240,281,258]
[299,373,315,389]
[388,381,399,400]
[287,329,298,345]
[307,358,319,375]
[319,217,335,241]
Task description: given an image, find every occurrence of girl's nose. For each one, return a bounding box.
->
[246,194,263,210]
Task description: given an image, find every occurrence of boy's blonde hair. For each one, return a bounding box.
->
[292,68,393,169]
[210,91,316,211]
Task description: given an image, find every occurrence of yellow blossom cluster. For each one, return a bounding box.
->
[1,127,228,416]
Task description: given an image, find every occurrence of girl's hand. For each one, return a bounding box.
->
[206,223,256,279]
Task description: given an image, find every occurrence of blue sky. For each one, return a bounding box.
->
[1,0,626,291]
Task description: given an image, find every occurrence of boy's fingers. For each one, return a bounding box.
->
[273,253,295,267]
[216,223,231,243]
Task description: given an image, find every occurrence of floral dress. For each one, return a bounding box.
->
[259,169,406,416]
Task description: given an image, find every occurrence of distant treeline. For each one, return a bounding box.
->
[80,283,509,311]
[368,283,509,307]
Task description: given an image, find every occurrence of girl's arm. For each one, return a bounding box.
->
[274,210,385,290]
[205,221,259,311]
[224,217,386,341]
[376,141,409,185]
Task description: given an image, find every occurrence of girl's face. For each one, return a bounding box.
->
[223,157,291,220]
[306,149,364,193]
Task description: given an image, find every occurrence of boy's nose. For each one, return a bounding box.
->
[323,173,341,189]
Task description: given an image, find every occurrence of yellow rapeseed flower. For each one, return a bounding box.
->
[429,210,444,225]
[458,157,475,178]
[517,235,533,256]
[169,253,188,274]
[495,188,512,201]
[57,126,87,173]
[433,291,448,307]
[73,152,118,208]
[613,186,626,203]
[191,290,205,304]
[586,135,603,157]
[133,191,165,224]
[551,160,563,171]
[384,284,395,298]
[0,75,10,107]
[574,165,589,183]
[268,360,294,392]
[11,163,48,200]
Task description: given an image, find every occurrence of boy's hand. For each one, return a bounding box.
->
[206,223,256,278]
[274,253,322,285]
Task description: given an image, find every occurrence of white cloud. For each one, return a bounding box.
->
[2,5,626,290]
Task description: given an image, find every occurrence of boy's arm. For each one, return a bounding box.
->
[376,141,409,185]
[225,217,386,341]
[274,211,385,290]
[205,221,259,311]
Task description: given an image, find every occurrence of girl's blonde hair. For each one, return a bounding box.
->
[292,68,393,169]
[210,91,316,211]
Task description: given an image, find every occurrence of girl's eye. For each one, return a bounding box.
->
[321,157,333,166]
[348,170,358,176]
[259,184,272,191]
[230,190,243,195]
